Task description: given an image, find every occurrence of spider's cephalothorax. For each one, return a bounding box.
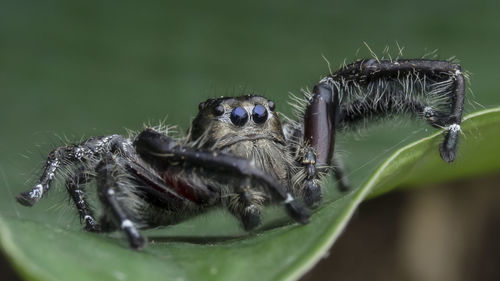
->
[17,58,466,249]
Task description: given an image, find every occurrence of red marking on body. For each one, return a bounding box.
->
[162,174,198,202]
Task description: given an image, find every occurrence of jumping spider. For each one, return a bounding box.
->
[17,59,465,249]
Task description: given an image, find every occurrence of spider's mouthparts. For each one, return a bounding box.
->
[218,134,285,150]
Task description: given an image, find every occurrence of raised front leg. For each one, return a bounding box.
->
[326,59,465,162]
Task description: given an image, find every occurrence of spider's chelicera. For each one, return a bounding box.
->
[17,59,465,249]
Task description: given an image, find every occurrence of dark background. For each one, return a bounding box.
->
[1,1,500,280]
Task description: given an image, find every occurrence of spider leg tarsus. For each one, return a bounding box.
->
[83,215,100,232]
[284,193,310,224]
[440,124,460,163]
[121,219,147,250]
[16,188,41,206]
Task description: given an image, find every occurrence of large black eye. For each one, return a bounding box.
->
[252,104,268,124]
[230,107,248,126]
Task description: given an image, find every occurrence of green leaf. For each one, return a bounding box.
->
[1,107,499,281]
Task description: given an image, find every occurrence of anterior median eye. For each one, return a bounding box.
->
[252,104,268,124]
[230,107,248,126]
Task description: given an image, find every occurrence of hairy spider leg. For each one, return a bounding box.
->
[65,167,99,231]
[17,135,127,206]
[325,59,465,162]
[134,129,311,225]
[17,146,72,206]
[16,135,157,234]
[96,157,147,250]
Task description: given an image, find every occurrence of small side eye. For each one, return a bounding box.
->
[268,100,275,111]
[213,104,225,116]
[198,102,206,111]
[252,104,268,124]
[230,107,248,126]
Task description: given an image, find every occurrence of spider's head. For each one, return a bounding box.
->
[189,95,286,149]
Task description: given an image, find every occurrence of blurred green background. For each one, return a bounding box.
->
[1,0,500,280]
